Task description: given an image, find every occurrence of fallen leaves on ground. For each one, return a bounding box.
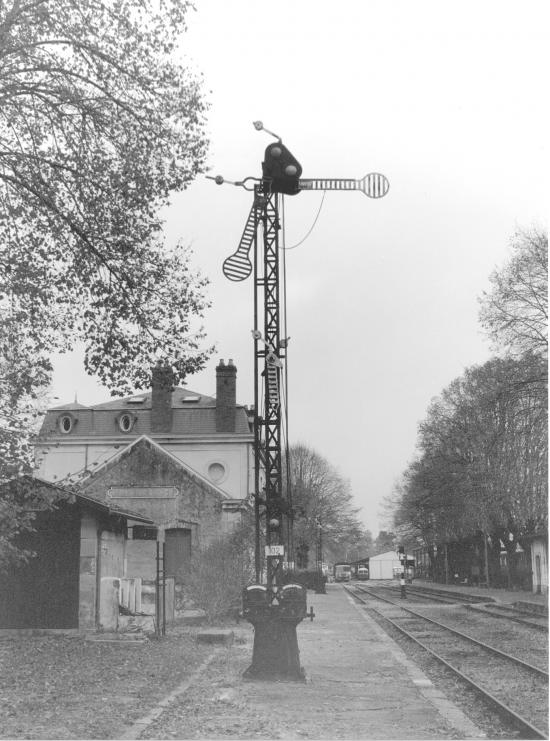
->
[0,631,213,739]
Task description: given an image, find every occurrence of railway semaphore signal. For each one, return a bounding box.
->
[208,121,389,681]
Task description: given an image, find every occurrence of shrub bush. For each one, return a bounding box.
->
[185,522,255,623]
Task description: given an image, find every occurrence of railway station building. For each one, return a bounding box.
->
[32,359,254,622]
[0,476,155,632]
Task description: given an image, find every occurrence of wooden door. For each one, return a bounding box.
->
[164,529,192,582]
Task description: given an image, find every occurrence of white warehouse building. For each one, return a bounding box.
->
[369,551,411,580]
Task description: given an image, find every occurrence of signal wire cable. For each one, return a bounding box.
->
[281,190,326,250]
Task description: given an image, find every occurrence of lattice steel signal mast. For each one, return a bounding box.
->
[208,122,389,680]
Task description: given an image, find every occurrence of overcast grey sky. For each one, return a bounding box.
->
[50,0,548,535]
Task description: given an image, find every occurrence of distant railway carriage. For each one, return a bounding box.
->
[350,559,370,579]
[334,563,352,582]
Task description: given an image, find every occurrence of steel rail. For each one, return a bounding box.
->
[352,585,548,678]
[465,603,549,633]
[361,584,460,605]
[398,584,491,604]
[369,583,548,631]
[345,586,548,740]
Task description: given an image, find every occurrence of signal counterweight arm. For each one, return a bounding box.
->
[222,204,256,281]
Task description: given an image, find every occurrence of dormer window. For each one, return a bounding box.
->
[58,414,76,434]
[117,413,135,433]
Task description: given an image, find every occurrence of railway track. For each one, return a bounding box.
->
[357,582,548,631]
[348,582,457,605]
[366,583,490,605]
[465,602,549,632]
[345,585,549,739]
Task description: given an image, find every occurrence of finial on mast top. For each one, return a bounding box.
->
[253,120,281,141]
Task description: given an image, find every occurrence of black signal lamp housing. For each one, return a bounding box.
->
[262,142,302,195]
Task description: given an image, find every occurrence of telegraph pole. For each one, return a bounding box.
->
[209,122,389,681]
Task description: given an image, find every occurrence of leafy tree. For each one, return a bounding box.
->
[185,518,256,623]
[0,0,211,395]
[284,443,369,566]
[0,334,52,567]
[372,530,396,555]
[479,228,547,359]
[0,0,211,568]
[394,354,548,549]
[391,227,547,586]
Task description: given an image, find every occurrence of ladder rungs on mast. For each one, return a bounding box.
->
[266,364,279,406]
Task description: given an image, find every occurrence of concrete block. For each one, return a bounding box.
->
[118,614,155,634]
[99,577,120,632]
[196,628,234,646]
[178,609,207,626]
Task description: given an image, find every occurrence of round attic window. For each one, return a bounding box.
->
[118,413,134,433]
[208,462,226,483]
[59,415,73,433]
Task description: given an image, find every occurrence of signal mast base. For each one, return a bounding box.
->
[242,583,309,682]
[243,613,306,682]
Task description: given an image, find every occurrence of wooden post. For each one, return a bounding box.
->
[483,532,490,588]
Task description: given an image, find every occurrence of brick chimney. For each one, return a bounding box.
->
[151,362,174,433]
[216,359,237,433]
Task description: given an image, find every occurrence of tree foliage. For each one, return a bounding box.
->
[284,443,369,565]
[371,530,396,556]
[479,227,547,359]
[1,0,212,568]
[392,227,548,559]
[185,518,256,623]
[0,0,212,397]
[393,354,548,547]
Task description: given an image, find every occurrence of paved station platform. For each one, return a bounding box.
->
[410,578,548,612]
[233,584,486,740]
[132,581,547,739]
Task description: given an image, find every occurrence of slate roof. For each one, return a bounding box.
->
[50,401,89,411]
[39,386,252,438]
[84,387,215,410]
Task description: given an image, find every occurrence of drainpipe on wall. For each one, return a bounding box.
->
[95,528,102,628]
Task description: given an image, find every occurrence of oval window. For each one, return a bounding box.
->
[208,462,225,483]
[119,414,133,432]
[60,415,73,433]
